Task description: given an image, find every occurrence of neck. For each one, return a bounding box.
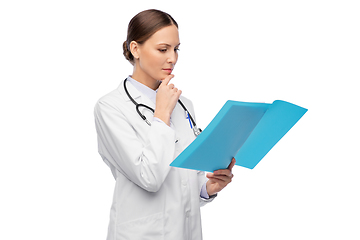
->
[131,65,160,90]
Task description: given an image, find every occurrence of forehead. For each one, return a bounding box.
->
[146,25,180,46]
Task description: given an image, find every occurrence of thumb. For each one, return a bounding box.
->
[228,158,236,170]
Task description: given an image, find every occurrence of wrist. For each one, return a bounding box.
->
[206,180,218,197]
[154,111,171,126]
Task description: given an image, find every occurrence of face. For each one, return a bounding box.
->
[131,24,180,88]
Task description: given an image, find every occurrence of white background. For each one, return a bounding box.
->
[1,0,359,239]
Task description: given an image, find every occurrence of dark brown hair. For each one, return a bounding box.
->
[123,9,178,65]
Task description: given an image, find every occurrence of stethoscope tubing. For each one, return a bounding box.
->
[123,78,201,136]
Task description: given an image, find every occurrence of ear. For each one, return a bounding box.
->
[129,41,140,60]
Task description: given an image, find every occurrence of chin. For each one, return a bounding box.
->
[155,73,170,81]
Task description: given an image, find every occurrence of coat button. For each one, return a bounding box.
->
[181,180,187,186]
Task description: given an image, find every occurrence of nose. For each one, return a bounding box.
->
[167,51,178,65]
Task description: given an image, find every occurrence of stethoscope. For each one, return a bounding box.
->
[124,78,202,137]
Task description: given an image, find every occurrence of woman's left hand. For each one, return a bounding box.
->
[206,158,236,196]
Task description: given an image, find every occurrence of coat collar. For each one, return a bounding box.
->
[118,77,141,102]
[126,76,157,104]
[117,76,156,110]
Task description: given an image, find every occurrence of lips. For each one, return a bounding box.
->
[162,68,173,74]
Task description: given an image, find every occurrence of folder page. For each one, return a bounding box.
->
[235,100,308,169]
[170,100,307,172]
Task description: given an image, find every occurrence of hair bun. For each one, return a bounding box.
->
[123,41,134,64]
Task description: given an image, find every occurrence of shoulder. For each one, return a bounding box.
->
[94,81,126,114]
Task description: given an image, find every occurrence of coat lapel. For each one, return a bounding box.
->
[118,78,156,118]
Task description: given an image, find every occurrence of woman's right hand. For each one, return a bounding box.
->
[154,74,182,126]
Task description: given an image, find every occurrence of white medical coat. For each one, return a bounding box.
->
[94,79,213,240]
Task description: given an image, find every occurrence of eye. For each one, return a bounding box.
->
[175,48,180,52]
[159,49,167,53]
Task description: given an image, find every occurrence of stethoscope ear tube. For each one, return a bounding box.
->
[193,126,202,137]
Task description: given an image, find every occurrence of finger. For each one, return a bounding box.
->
[161,74,174,85]
[206,172,214,178]
[207,175,231,182]
[213,169,232,177]
[168,83,175,89]
[174,89,182,99]
[228,158,236,170]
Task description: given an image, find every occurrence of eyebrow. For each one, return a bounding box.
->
[157,43,181,47]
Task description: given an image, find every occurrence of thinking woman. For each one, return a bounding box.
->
[94,9,235,240]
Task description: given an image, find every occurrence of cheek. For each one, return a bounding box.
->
[141,51,159,68]
[141,51,166,73]
[151,52,166,67]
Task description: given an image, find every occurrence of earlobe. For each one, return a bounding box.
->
[130,41,140,60]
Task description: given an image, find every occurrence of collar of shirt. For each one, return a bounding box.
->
[127,76,157,104]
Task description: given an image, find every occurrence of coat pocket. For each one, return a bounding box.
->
[116,212,164,240]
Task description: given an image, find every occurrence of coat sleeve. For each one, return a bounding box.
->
[197,171,214,206]
[94,99,176,193]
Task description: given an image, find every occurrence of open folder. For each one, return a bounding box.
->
[170,100,307,172]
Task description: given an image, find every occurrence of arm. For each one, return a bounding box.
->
[95,100,176,192]
[94,75,181,192]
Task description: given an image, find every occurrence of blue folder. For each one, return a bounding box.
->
[170,100,308,172]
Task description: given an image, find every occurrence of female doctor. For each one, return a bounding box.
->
[94,9,235,240]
